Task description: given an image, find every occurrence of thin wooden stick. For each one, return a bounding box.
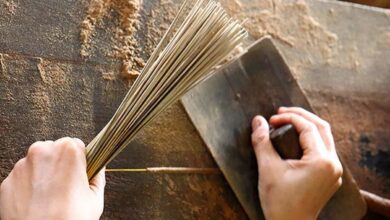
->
[85,0,247,180]
[106,167,221,174]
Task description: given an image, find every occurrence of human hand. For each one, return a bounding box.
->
[0,137,106,220]
[251,107,343,220]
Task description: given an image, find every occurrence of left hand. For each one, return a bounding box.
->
[0,137,106,220]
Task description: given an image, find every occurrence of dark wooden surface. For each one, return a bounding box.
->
[0,0,248,219]
[182,38,366,220]
[223,0,390,201]
[0,0,389,219]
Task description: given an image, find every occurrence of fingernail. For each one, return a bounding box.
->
[252,116,262,130]
[279,107,286,111]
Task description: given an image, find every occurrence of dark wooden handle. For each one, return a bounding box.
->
[360,190,390,218]
[270,124,303,159]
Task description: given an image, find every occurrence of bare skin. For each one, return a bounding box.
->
[0,137,105,220]
[0,107,342,220]
[251,107,343,220]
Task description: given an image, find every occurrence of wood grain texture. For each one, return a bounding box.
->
[0,0,389,219]
[182,38,366,220]
[0,0,247,219]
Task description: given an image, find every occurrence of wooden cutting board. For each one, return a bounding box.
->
[182,37,366,220]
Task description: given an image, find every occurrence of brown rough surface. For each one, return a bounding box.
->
[80,0,144,80]
[220,0,339,74]
[0,0,389,219]
[2,0,17,15]
[220,0,390,200]
[0,0,248,219]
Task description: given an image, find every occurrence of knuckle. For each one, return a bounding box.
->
[57,137,83,156]
[64,144,83,157]
[317,157,334,171]
[13,158,26,171]
[251,135,262,146]
[317,157,343,178]
[319,121,331,131]
[306,122,317,132]
[293,107,306,113]
[251,131,266,146]
[27,141,47,159]
[336,177,343,187]
[60,137,74,144]
[334,163,343,178]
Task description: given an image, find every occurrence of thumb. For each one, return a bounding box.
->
[90,167,106,197]
[251,116,281,167]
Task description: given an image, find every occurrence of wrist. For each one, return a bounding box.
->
[263,203,318,220]
[266,213,316,220]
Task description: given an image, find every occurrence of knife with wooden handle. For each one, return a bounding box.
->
[270,124,303,160]
[182,37,366,220]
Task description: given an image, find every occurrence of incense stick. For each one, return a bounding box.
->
[86,0,247,180]
[106,167,221,174]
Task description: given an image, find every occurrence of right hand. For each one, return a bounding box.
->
[251,107,343,220]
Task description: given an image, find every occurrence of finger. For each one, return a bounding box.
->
[10,158,27,176]
[54,137,87,168]
[278,107,335,152]
[270,112,315,134]
[336,177,343,188]
[73,138,86,154]
[26,141,54,161]
[72,138,85,148]
[269,113,324,154]
[0,177,7,196]
[278,107,324,125]
[252,115,262,131]
[54,137,85,153]
[251,116,282,165]
[90,167,106,197]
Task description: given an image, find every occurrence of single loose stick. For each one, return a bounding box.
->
[106,167,221,174]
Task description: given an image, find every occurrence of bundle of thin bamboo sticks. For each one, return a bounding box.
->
[86,0,247,179]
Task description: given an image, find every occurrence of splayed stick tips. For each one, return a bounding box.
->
[86,0,247,180]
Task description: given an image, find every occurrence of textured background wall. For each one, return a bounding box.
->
[0,0,389,219]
